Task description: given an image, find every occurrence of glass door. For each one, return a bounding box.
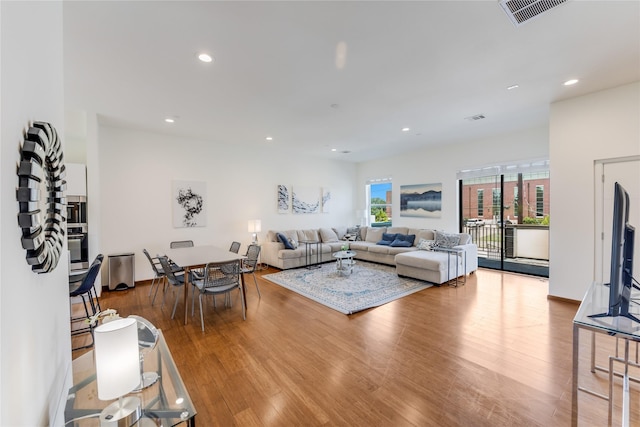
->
[460,170,549,277]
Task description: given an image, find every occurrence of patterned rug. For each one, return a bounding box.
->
[263,261,432,314]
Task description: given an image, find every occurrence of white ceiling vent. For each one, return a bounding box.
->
[465,114,486,122]
[499,0,569,27]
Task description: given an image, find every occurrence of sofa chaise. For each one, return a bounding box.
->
[261,226,477,285]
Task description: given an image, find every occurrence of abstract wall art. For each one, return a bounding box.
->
[322,188,332,213]
[172,180,207,227]
[292,186,321,214]
[277,184,290,213]
[400,183,442,218]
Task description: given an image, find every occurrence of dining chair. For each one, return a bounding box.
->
[143,249,165,300]
[70,255,104,350]
[191,260,245,331]
[241,244,261,298]
[157,256,192,319]
[170,240,194,249]
[229,241,241,254]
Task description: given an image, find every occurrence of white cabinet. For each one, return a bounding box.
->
[66,163,86,196]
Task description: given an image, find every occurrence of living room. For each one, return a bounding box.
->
[1,1,639,426]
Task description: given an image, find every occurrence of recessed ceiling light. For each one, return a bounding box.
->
[402,127,410,132]
[165,117,175,123]
[331,148,337,152]
[564,79,579,86]
[507,84,519,90]
[265,136,273,141]
[198,53,213,63]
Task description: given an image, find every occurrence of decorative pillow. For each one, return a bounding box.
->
[392,233,416,246]
[390,239,412,247]
[417,238,435,251]
[343,233,357,241]
[377,239,392,245]
[433,231,460,249]
[288,238,299,249]
[277,232,295,250]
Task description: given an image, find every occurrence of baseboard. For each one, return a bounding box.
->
[547,294,580,304]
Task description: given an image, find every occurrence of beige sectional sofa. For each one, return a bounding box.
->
[261,226,477,285]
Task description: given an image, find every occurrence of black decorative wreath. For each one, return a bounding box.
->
[16,121,66,273]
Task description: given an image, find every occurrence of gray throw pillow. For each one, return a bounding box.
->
[433,231,460,249]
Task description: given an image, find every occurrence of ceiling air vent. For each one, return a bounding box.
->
[465,114,486,122]
[499,0,569,27]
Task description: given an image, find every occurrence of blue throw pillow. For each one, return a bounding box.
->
[377,239,392,246]
[382,233,397,242]
[390,239,412,247]
[277,232,295,250]
[392,233,416,246]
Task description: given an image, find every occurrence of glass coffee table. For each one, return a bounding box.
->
[333,250,356,276]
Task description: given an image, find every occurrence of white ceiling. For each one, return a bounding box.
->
[63,1,640,163]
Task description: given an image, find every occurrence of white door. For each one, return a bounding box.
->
[595,157,640,284]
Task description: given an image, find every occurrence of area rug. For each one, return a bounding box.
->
[263,261,432,314]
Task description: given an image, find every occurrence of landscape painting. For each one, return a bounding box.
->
[400,183,442,218]
[172,180,207,227]
[292,186,321,214]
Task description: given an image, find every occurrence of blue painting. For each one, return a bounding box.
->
[400,183,441,218]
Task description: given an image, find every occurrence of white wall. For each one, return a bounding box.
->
[549,81,640,301]
[0,2,70,426]
[96,125,358,282]
[357,126,549,232]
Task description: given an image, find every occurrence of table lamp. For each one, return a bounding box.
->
[94,317,142,427]
[248,219,261,244]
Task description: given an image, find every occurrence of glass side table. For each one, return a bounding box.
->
[432,247,466,286]
[65,330,196,426]
[300,240,321,269]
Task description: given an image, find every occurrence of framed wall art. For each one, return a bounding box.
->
[292,186,320,214]
[172,180,207,227]
[277,184,290,213]
[400,183,442,218]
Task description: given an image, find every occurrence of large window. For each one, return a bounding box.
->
[368,179,392,226]
[477,189,484,217]
[536,185,544,217]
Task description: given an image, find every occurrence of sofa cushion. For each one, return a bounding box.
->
[277,232,295,249]
[298,229,320,242]
[433,230,461,249]
[333,226,347,240]
[368,244,391,254]
[396,250,450,270]
[365,227,386,243]
[415,229,435,244]
[387,227,409,235]
[319,227,339,242]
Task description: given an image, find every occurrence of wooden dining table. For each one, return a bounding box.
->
[164,245,247,325]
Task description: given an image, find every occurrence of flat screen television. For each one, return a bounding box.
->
[590,182,638,323]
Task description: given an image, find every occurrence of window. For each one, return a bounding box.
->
[536,185,544,217]
[477,189,484,217]
[368,180,392,226]
[492,188,501,216]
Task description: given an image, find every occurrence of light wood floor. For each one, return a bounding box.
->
[72,266,636,426]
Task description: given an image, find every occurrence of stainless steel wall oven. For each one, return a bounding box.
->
[67,195,87,226]
[68,224,89,270]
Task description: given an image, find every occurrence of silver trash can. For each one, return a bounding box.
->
[108,253,135,290]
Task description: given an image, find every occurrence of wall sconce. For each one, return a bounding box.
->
[248,219,261,244]
[94,317,142,426]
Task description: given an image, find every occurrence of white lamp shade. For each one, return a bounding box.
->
[94,317,140,401]
[248,219,261,233]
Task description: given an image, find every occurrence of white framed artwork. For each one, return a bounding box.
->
[172,180,207,227]
[292,186,321,214]
[277,184,290,213]
[322,187,332,213]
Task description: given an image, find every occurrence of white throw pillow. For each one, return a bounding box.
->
[417,238,435,251]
